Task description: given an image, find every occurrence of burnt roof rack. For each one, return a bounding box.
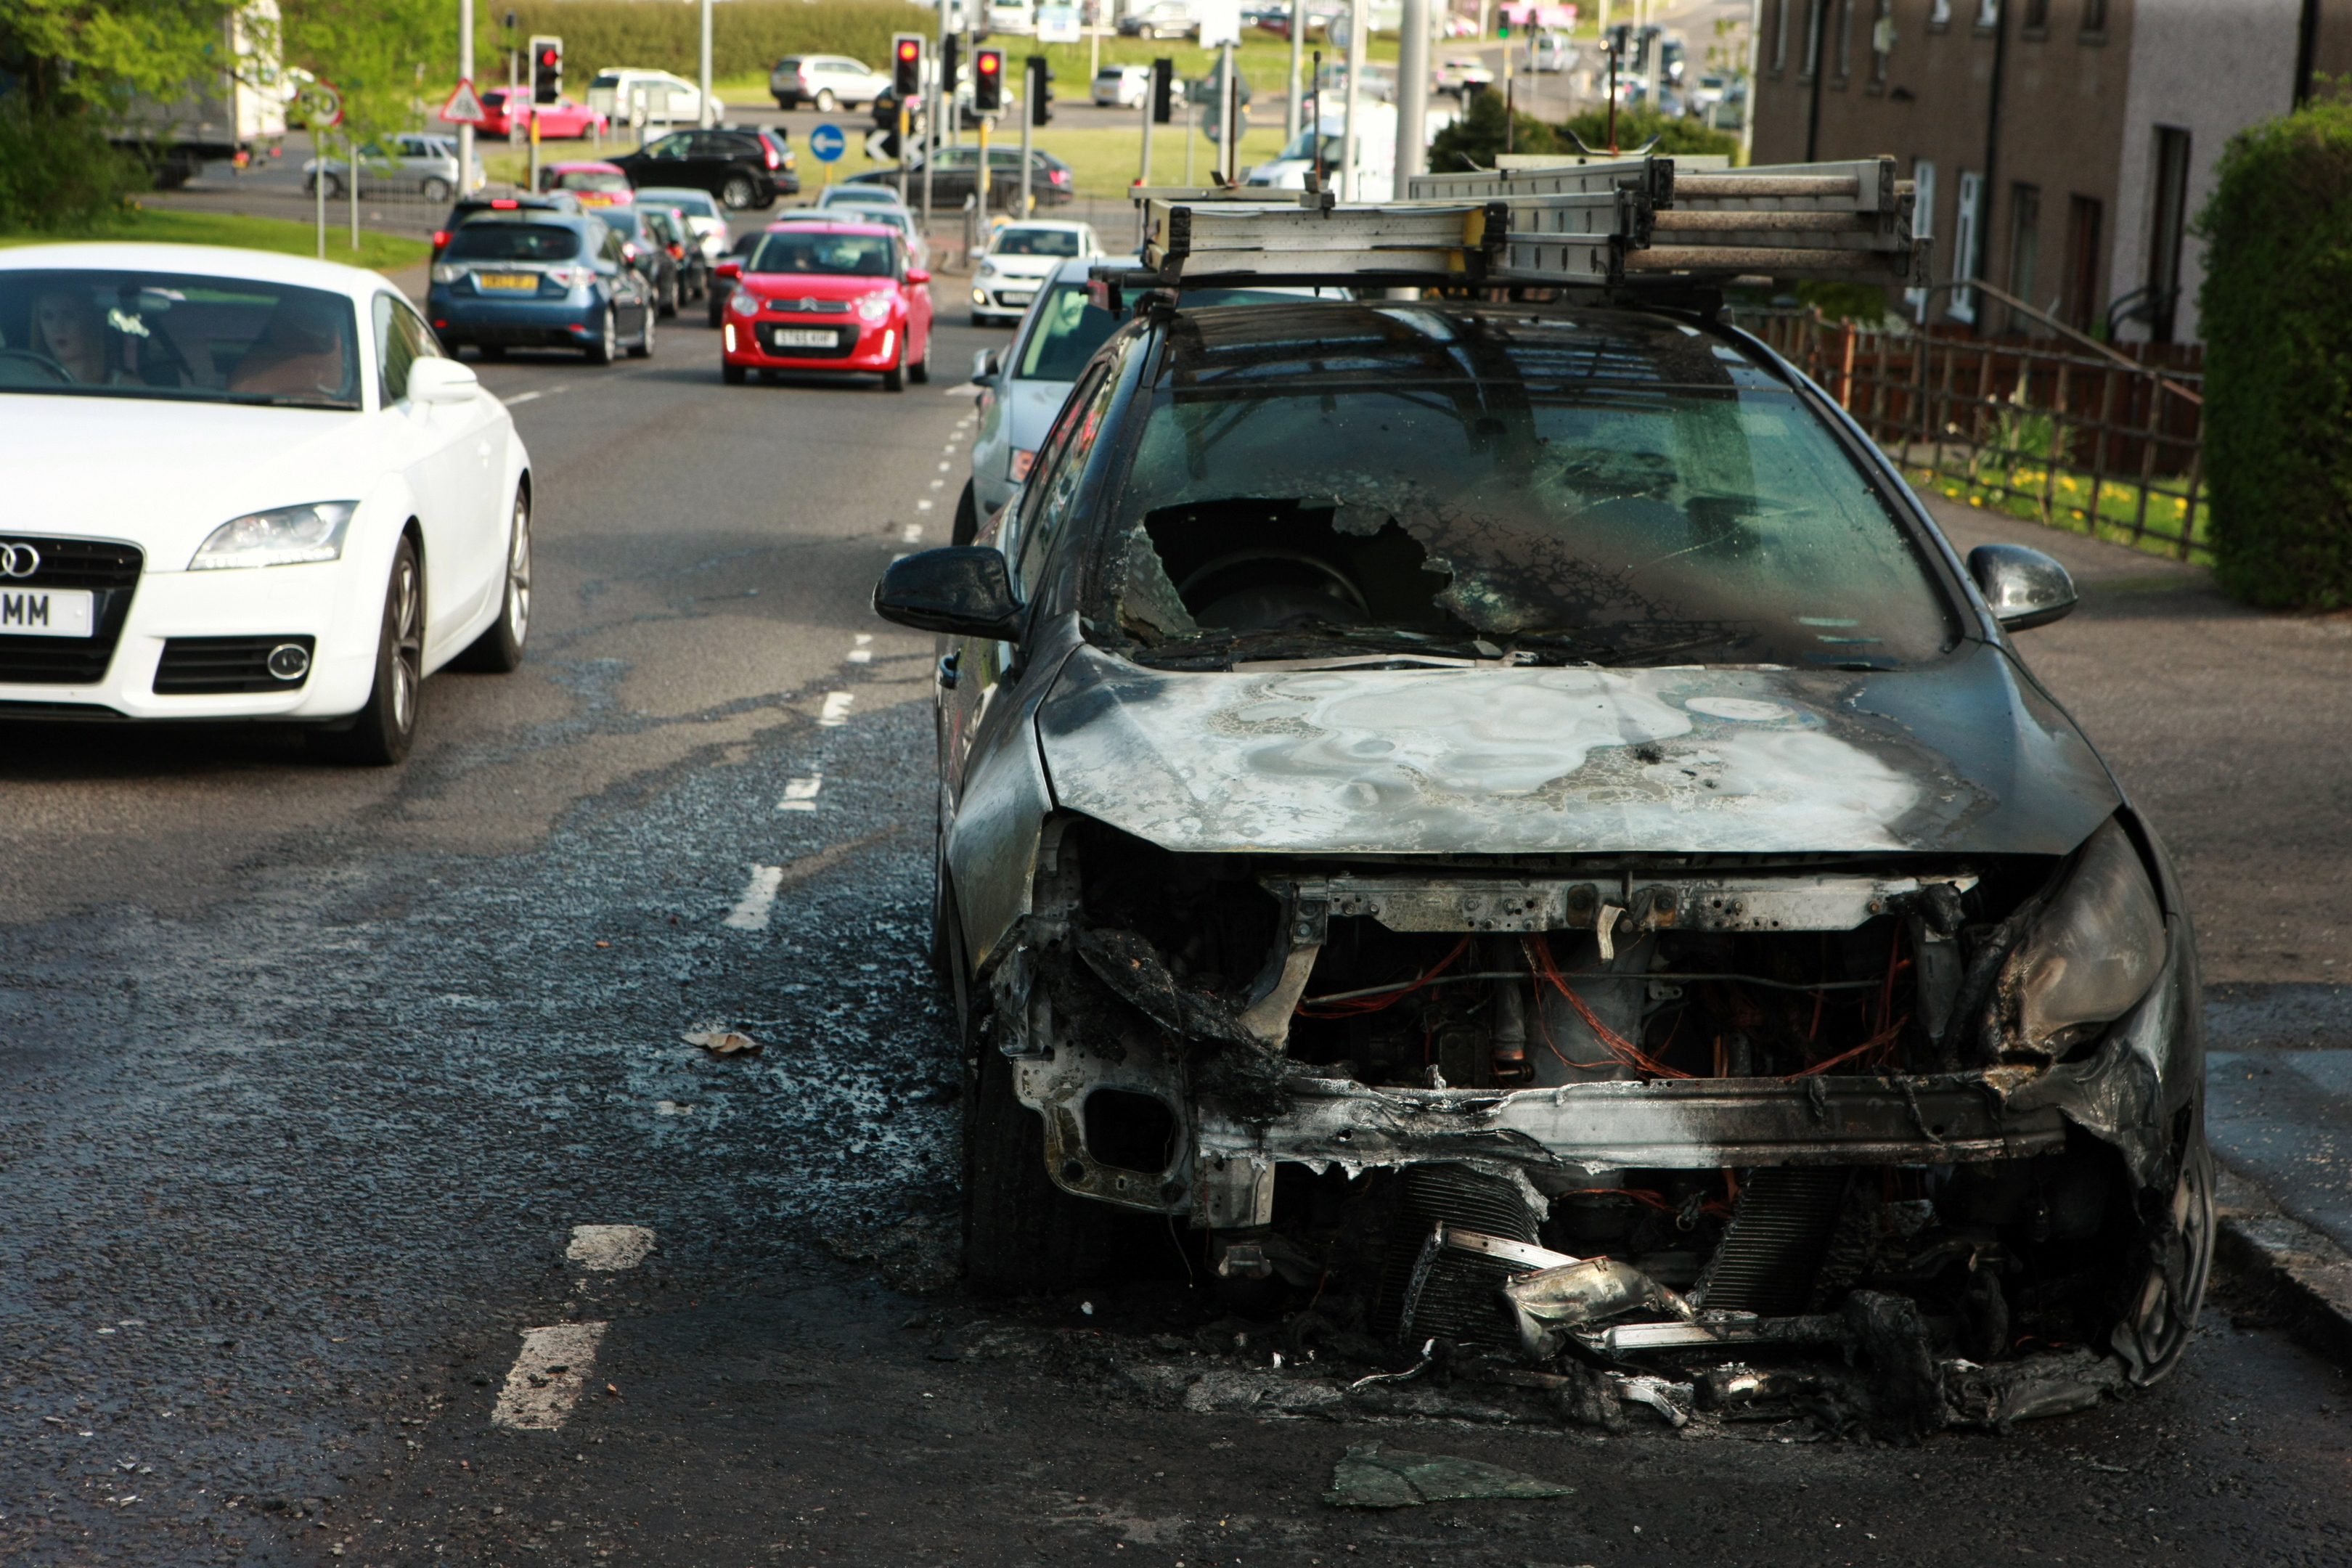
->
[1110,155,1922,293]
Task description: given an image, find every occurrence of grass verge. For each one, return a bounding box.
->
[0,205,430,272]
[1906,461,2213,565]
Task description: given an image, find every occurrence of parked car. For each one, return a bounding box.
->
[1092,64,1151,107]
[427,210,657,364]
[770,54,891,111]
[536,161,634,207]
[1525,31,1577,73]
[814,184,909,214]
[608,126,796,211]
[478,89,609,139]
[631,184,730,264]
[430,190,583,261]
[1119,1,1201,39]
[874,293,2216,1413]
[302,134,483,202]
[843,146,1073,208]
[0,242,533,762]
[1251,1,1342,39]
[716,221,934,391]
[595,204,697,317]
[587,68,722,128]
[968,219,1102,325]
[1432,53,1495,97]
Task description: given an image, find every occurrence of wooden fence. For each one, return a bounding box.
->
[1728,309,2210,562]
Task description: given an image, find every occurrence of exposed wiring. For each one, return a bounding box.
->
[1299,969,1882,1008]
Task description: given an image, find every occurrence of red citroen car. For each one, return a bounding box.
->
[478,89,611,139]
[717,221,933,391]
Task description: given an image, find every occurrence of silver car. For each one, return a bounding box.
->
[302,134,483,202]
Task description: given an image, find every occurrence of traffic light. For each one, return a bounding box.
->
[973,48,1003,115]
[1151,57,1174,124]
[940,33,960,105]
[1026,56,1050,127]
[528,35,562,105]
[891,33,924,99]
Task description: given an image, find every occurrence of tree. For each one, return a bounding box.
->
[1427,86,1558,173]
[282,0,455,150]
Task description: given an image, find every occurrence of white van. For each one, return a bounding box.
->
[1244,102,1452,202]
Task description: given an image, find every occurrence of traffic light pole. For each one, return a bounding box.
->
[1287,0,1305,140]
[457,0,476,193]
[1019,93,1032,218]
[698,0,714,129]
[977,113,991,221]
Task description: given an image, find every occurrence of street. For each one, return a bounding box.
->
[4,270,2352,1568]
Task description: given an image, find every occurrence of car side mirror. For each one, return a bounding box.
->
[873,547,1024,640]
[408,357,480,405]
[716,260,742,282]
[905,267,931,285]
[972,348,1000,385]
[1969,543,2078,632]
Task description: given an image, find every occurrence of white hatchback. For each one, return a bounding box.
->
[0,243,534,764]
[969,220,1102,326]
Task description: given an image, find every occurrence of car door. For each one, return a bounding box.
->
[634,130,697,189]
[598,224,649,338]
[373,293,499,657]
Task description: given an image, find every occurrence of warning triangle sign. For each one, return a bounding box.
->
[438,78,487,124]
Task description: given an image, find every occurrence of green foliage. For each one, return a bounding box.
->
[1558,106,1736,160]
[0,97,145,229]
[1426,87,1557,173]
[1789,279,1896,324]
[473,1,937,88]
[282,0,455,144]
[2194,96,2352,608]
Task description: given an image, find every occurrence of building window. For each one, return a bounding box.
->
[1930,0,1952,24]
[1803,0,1824,77]
[2061,195,2104,332]
[1837,0,1857,78]
[2145,126,2192,342]
[2022,0,2049,30]
[2008,182,2043,333]
[1871,0,1895,82]
[2081,0,2108,32]
[1773,0,1791,71]
[1951,170,1983,323]
[1975,0,2000,28]
[1904,159,1937,315]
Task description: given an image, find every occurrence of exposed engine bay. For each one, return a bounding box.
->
[968,811,2212,1440]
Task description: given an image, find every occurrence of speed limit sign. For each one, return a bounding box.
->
[299,78,346,128]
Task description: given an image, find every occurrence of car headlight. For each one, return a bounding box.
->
[1993,817,2168,1060]
[730,288,761,317]
[189,501,358,571]
[855,291,894,323]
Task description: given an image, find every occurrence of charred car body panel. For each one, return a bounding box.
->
[891,297,2211,1413]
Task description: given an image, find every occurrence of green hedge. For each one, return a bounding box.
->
[2197,96,2352,608]
[475,1,936,87]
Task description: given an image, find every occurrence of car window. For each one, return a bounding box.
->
[1016,284,1120,381]
[1101,304,1956,669]
[746,231,895,276]
[601,227,629,266]
[1016,365,1120,593]
[372,292,439,404]
[995,227,1081,257]
[551,167,630,193]
[446,222,582,261]
[645,133,693,160]
[0,268,361,409]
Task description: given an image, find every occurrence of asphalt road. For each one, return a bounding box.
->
[4,300,2352,1568]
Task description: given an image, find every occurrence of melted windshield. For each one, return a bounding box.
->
[1101,303,1955,670]
[749,232,896,276]
[0,269,361,409]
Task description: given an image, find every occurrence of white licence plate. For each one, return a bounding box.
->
[772,329,838,348]
[0,587,94,638]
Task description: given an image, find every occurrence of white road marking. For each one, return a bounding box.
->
[891,552,910,563]
[899,523,923,543]
[847,632,875,663]
[818,690,854,727]
[506,391,544,405]
[915,499,934,511]
[723,865,785,929]
[942,382,979,394]
[490,1322,609,1431]
[565,1225,656,1271]
[777,775,823,812]
[937,461,952,472]
[929,478,945,489]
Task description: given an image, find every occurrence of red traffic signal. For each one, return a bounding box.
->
[538,47,558,67]
[973,47,1003,114]
[890,32,924,98]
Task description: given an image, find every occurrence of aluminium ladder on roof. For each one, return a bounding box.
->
[1132,155,1924,290]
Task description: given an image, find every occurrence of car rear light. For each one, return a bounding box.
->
[1049,169,1069,184]
[669,242,685,258]
[490,197,519,208]
[430,229,451,248]
[764,144,780,169]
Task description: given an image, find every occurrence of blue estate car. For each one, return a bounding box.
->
[426,211,657,364]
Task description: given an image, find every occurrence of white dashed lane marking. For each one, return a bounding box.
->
[916,499,934,511]
[723,865,785,930]
[777,775,823,812]
[491,1323,608,1432]
[898,523,923,544]
[565,1225,656,1271]
[848,632,875,663]
[818,690,854,727]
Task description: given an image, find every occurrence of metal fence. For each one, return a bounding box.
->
[1729,308,2210,563]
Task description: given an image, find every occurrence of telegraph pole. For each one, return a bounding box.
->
[698,0,714,128]
[1395,0,1429,198]
[1341,0,1365,199]
[457,0,475,192]
[1288,0,1306,139]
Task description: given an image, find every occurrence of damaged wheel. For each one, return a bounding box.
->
[963,1005,1132,1297]
[2111,1138,2215,1384]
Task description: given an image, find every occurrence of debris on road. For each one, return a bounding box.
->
[1322,1442,1572,1509]
[565,1225,656,1272]
[682,1027,761,1056]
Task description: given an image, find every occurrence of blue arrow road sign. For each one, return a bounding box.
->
[809,123,846,163]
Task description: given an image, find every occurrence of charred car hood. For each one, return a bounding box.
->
[1035,643,2120,857]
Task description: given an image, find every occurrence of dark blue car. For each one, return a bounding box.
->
[426,212,656,365]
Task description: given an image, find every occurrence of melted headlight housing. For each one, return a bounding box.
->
[1993,817,2167,1061]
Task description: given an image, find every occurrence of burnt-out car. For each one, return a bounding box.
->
[873,295,2212,1431]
